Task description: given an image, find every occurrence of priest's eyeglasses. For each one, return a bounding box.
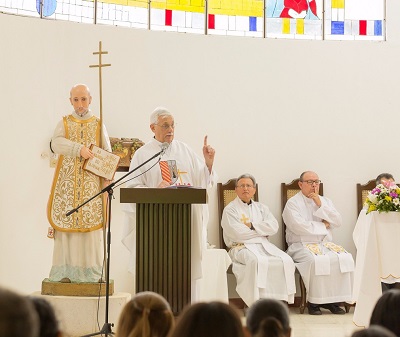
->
[237,184,255,189]
[155,123,176,130]
[302,180,322,185]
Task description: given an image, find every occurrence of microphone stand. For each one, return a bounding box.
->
[66,146,167,337]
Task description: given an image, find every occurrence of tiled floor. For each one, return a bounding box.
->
[242,306,362,337]
[289,306,360,337]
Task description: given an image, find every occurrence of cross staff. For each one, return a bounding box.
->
[90,41,111,148]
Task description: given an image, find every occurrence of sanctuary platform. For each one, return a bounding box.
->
[32,291,131,336]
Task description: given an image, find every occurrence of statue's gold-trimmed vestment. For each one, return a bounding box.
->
[48,115,105,232]
[47,112,110,283]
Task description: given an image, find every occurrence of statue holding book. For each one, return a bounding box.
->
[47,83,111,283]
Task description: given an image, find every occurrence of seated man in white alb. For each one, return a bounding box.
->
[282,171,354,315]
[221,173,296,307]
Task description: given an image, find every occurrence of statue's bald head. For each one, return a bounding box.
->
[69,84,92,115]
[70,84,91,97]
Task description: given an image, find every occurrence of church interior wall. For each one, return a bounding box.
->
[1,1,400,296]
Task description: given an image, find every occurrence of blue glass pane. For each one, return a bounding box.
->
[36,0,57,17]
[374,20,382,36]
[331,21,344,35]
[249,16,257,31]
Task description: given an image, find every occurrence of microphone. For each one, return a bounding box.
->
[160,142,170,155]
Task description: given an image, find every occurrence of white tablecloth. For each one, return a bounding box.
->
[352,211,400,327]
[198,248,232,303]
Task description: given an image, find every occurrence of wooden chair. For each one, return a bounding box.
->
[281,178,317,314]
[217,178,259,308]
[356,179,376,215]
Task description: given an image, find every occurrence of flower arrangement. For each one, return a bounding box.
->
[365,182,400,214]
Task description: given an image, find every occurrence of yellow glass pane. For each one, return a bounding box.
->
[332,0,345,9]
[296,18,304,34]
[282,18,290,34]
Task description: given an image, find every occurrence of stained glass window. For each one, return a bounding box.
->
[150,0,205,34]
[208,0,264,37]
[325,0,385,40]
[0,0,385,41]
[266,0,323,40]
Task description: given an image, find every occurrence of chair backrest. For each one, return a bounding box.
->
[281,179,324,251]
[217,178,259,250]
[356,179,376,215]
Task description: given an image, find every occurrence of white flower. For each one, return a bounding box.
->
[367,193,378,204]
[393,198,400,205]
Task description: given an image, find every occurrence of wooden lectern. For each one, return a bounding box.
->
[120,187,206,314]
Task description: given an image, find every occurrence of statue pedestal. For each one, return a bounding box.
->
[32,291,131,337]
[41,278,114,296]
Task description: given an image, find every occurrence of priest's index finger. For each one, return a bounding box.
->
[204,135,208,147]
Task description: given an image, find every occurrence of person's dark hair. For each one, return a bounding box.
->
[352,325,397,337]
[376,173,395,185]
[246,299,290,336]
[170,301,244,337]
[370,289,400,337]
[30,297,60,337]
[253,317,285,337]
[117,291,174,337]
[0,287,39,337]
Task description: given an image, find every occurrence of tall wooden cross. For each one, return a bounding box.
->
[90,41,111,147]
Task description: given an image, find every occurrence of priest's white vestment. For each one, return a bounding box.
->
[221,197,296,306]
[122,138,216,300]
[282,192,354,304]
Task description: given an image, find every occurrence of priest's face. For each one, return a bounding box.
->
[380,178,395,187]
[70,85,92,115]
[236,178,256,203]
[151,115,175,143]
[299,171,320,196]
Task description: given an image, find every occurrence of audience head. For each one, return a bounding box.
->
[246,299,291,337]
[370,289,400,337]
[170,301,244,337]
[117,291,174,337]
[29,297,61,337]
[252,317,287,337]
[298,171,321,197]
[0,287,39,337]
[150,107,175,144]
[352,325,397,337]
[235,173,257,204]
[375,173,395,187]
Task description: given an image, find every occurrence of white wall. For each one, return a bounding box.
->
[1,2,400,296]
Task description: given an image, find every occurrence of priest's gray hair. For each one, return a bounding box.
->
[150,107,173,125]
[376,173,395,185]
[236,173,256,187]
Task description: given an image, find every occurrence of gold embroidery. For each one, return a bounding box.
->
[240,214,249,224]
[324,242,347,253]
[306,243,322,255]
[230,242,245,251]
[47,115,105,233]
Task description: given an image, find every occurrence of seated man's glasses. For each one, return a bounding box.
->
[302,180,322,185]
[237,184,255,189]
